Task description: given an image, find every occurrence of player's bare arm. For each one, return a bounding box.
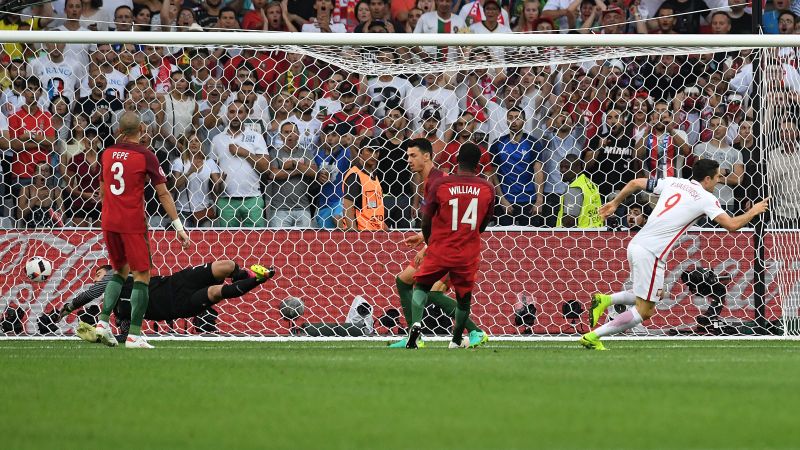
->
[598,178,647,219]
[714,197,770,232]
[155,183,191,248]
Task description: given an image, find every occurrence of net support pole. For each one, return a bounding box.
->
[751,10,771,334]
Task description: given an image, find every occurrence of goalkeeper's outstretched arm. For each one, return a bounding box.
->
[57,270,115,320]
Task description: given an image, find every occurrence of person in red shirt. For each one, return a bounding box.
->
[435,111,492,174]
[8,77,55,190]
[407,143,495,349]
[94,111,190,349]
[388,138,488,349]
[322,81,375,140]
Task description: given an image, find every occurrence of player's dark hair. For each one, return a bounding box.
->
[97,264,112,272]
[408,138,433,157]
[457,143,482,172]
[691,158,720,182]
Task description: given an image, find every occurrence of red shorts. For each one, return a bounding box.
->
[414,257,477,298]
[103,230,152,272]
[407,253,451,287]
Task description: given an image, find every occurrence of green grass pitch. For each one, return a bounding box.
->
[1,340,798,450]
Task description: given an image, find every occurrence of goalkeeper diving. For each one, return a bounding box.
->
[58,260,275,346]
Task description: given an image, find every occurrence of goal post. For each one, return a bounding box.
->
[0,31,798,339]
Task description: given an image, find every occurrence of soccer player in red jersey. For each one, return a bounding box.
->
[388,138,488,348]
[407,143,495,349]
[95,111,191,349]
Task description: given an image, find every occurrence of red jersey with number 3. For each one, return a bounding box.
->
[421,173,495,266]
[100,142,167,233]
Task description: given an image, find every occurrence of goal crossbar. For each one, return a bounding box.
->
[0,30,795,48]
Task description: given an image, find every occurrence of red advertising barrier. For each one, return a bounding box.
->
[0,229,796,336]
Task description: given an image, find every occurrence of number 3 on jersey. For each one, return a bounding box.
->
[656,193,681,217]
[449,197,478,230]
[110,161,126,196]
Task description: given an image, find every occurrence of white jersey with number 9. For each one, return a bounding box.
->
[631,177,726,261]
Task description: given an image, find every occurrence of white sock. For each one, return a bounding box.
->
[97,320,109,330]
[594,308,643,338]
[610,291,636,306]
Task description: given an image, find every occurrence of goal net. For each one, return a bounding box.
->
[0,31,798,339]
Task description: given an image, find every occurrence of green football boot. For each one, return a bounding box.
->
[468,330,489,347]
[579,332,608,351]
[589,293,612,328]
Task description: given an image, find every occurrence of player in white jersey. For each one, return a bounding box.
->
[580,159,770,350]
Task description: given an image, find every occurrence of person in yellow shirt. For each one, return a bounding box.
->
[340,138,387,231]
[557,153,603,228]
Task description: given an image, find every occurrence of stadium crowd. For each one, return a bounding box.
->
[0,0,799,230]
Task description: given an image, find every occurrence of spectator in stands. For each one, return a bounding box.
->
[161,70,200,154]
[287,87,322,152]
[405,7,423,32]
[489,107,543,226]
[628,93,652,143]
[693,115,743,214]
[404,72,459,134]
[133,4,154,31]
[269,121,318,227]
[216,6,241,29]
[436,111,492,174]
[311,71,345,118]
[709,11,731,34]
[194,0,224,28]
[267,90,296,146]
[732,120,758,213]
[113,5,135,31]
[351,0,373,32]
[364,0,404,32]
[764,0,792,34]
[556,153,602,228]
[639,54,686,102]
[416,0,435,13]
[341,138,386,231]
[410,107,446,155]
[585,106,636,201]
[50,96,72,154]
[65,130,102,228]
[63,114,90,172]
[17,163,62,228]
[726,0,752,34]
[27,42,84,103]
[768,120,800,228]
[661,0,714,34]
[57,0,92,66]
[198,77,227,139]
[513,0,540,31]
[171,131,223,228]
[541,0,580,32]
[74,71,123,148]
[625,203,650,231]
[211,100,271,227]
[460,0,510,27]
[114,83,157,137]
[367,49,414,120]
[650,4,677,34]
[413,0,466,62]
[303,0,347,32]
[373,106,413,228]
[536,108,584,227]
[9,78,55,192]
[81,0,111,31]
[636,100,691,179]
[324,81,375,141]
[314,122,352,228]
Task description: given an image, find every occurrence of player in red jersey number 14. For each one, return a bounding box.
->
[95,111,191,349]
[406,143,495,349]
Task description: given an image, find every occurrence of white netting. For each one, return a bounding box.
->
[0,32,797,338]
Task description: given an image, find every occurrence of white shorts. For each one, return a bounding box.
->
[627,243,666,303]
